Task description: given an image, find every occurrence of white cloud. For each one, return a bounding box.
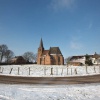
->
[49,0,76,11]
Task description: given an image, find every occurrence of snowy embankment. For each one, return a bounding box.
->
[0,65,100,100]
[0,83,100,100]
[0,65,100,76]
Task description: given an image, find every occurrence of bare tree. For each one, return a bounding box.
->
[23,52,35,63]
[65,56,72,66]
[5,50,14,63]
[0,44,8,62]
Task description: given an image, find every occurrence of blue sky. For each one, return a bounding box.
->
[0,0,100,58]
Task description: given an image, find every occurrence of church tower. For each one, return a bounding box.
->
[37,38,44,64]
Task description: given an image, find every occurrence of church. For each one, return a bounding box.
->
[37,38,64,65]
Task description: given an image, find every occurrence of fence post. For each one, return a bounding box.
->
[71,68,72,75]
[1,67,4,73]
[61,68,63,75]
[9,68,13,74]
[18,67,20,75]
[0,67,1,73]
[86,65,88,74]
[50,67,53,75]
[74,68,77,75]
[0,67,3,73]
[29,67,30,75]
[94,66,96,73]
[67,67,68,75]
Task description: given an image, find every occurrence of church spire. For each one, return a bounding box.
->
[39,38,44,48]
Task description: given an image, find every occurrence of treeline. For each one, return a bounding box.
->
[0,44,37,65]
[0,44,14,64]
[23,52,37,64]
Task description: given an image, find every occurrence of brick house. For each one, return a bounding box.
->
[37,38,64,65]
[10,56,26,64]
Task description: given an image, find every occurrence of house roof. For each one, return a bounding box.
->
[49,47,62,55]
[70,55,84,60]
[93,52,100,59]
[70,54,100,60]
[11,56,25,60]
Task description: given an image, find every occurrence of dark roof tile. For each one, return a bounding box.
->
[49,47,62,55]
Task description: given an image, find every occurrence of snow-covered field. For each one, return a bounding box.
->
[0,83,100,100]
[0,65,100,76]
[0,65,100,100]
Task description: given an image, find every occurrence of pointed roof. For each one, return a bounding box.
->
[39,38,44,48]
[49,47,62,55]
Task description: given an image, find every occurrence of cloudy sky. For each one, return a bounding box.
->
[0,0,100,58]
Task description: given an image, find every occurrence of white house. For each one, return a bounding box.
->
[69,52,100,66]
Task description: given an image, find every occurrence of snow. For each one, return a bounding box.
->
[0,83,100,100]
[0,65,100,100]
[0,65,100,76]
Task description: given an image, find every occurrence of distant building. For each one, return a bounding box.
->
[69,52,100,66]
[10,56,26,64]
[37,38,64,65]
[92,52,100,65]
[68,55,85,66]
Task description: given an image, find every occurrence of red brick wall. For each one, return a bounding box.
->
[37,48,64,65]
